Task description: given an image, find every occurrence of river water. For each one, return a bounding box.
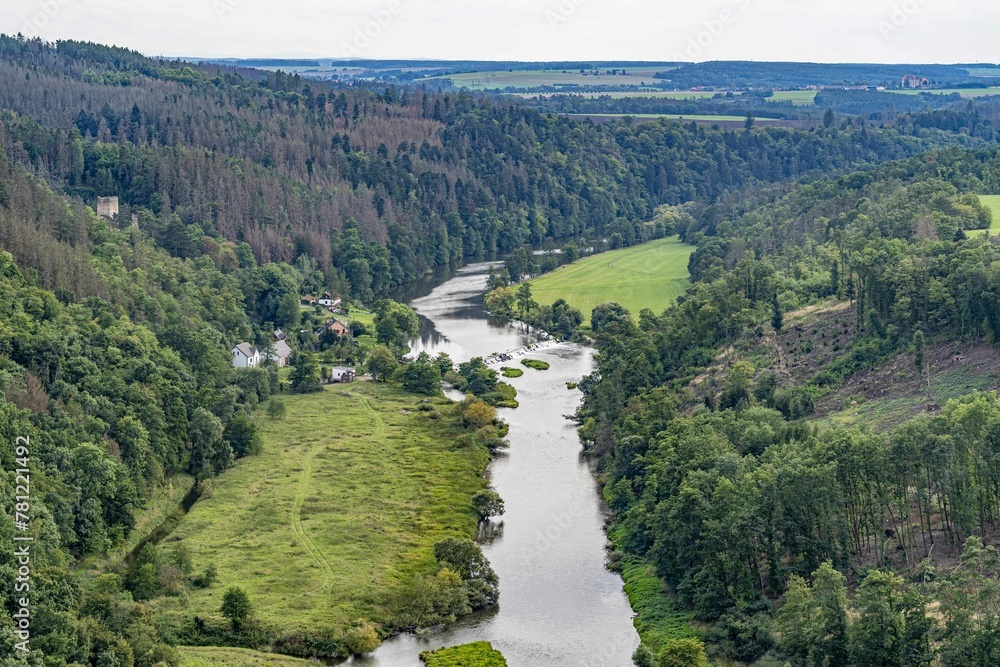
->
[347,261,639,667]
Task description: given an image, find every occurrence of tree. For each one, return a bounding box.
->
[771,293,783,333]
[367,345,399,382]
[463,401,497,429]
[220,587,253,631]
[433,538,499,609]
[188,407,225,480]
[484,286,516,317]
[657,638,708,667]
[824,107,836,128]
[401,352,442,395]
[458,358,498,396]
[275,291,301,329]
[744,112,755,131]
[516,283,536,315]
[850,570,905,667]
[374,299,419,351]
[289,351,322,393]
[344,622,381,655]
[472,489,505,522]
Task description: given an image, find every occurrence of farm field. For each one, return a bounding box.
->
[564,112,778,122]
[889,86,1000,97]
[148,383,490,635]
[769,90,818,105]
[515,90,735,100]
[524,236,694,325]
[423,66,671,90]
[179,647,315,666]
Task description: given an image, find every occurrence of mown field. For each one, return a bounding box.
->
[889,86,1000,98]
[149,382,490,634]
[978,194,1000,236]
[563,113,779,122]
[420,642,507,666]
[524,236,694,325]
[424,66,669,90]
[179,647,315,666]
[769,90,818,105]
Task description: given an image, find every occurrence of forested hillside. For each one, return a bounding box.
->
[580,147,1000,665]
[0,35,975,302]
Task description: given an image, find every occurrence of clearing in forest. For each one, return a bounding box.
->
[525,236,694,325]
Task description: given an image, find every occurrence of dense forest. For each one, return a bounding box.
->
[579,147,1000,665]
[0,35,982,304]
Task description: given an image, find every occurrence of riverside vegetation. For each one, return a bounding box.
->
[4,33,1000,667]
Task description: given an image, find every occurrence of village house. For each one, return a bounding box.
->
[231,343,260,369]
[330,366,357,383]
[300,295,318,306]
[318,292,342,308]
[274,329,287,342]
[266,339,293,367]
[324,319,351,337]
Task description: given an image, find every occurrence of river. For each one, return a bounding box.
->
[346,261,639,667]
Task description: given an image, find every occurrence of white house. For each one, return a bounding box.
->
[231,343,260,369]
[266,340,293,368]
[319,292,342,308]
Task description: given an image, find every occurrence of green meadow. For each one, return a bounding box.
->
[980,195,1000,236]
[149,383,490,635]
[564,113,779,122]
[425,67,668,90]
[769,90,818,105]
[420,642,508,666]
[179,647,315,666]
[525,236,694,325]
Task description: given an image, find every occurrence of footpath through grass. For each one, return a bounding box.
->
[150,382,490,637]
[420,642,508,666]
[525,236,694,324]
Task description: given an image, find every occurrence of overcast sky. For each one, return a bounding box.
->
[2,0,998,63]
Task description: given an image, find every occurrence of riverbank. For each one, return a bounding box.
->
[148,382,494,656]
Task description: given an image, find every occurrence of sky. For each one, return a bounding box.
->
[1,0,998,63]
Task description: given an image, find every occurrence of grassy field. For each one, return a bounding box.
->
[420,642,507,666]
[149,382,490,635]
[424,67,669,90]
[564,113,779,122]
[976,195,1000,237]
[769,90,818,105]
[889,86,1000,98]
[524,236,694,324]
[516,90,734,100]
[179,647,315,666]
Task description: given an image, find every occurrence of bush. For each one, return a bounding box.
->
[500,366,524,378]
[343,622,381,655]
[266,398,287,420]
